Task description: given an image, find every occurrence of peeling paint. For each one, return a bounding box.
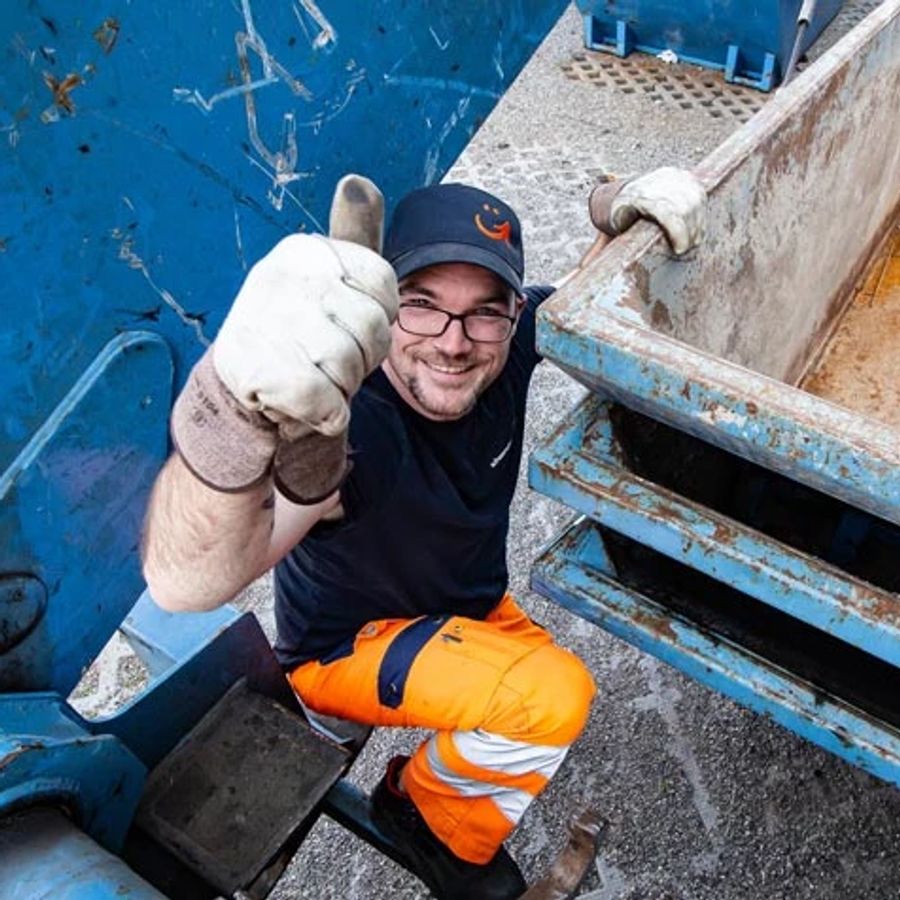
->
[696,407,748,428]
[41,71,82,118]
[93,17,120,55]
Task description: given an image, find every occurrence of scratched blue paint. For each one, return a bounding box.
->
[1,0,567,471]
[577,0,843,89]
[0,333,172,695]
[1,0,566,694]
[0,0,567,690]
[532,520,900,787]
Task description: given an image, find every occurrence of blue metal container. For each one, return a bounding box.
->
[0,0,567,698]
[576,0,844,89]
[531,1,900,784]
[0,2,568,890]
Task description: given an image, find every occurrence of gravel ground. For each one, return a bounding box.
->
[73,3,900,897]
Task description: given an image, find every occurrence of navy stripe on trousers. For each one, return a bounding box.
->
[377,614,448,708]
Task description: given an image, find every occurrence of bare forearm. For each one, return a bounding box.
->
[141,454,275,612]
[140,176,393,612]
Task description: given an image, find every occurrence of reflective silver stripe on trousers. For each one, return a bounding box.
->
[425,729,569,824]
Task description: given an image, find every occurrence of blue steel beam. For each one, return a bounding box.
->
[531,519,900,788]
[537,312,900,528]
[529,395,900,667]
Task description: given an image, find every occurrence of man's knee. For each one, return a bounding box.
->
[501,644,596,746]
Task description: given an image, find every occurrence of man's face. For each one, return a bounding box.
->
[382,262,524,421]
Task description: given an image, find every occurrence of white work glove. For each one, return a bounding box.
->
[171,175,398,500]
[590,167,706,255]
[214,233,397,438]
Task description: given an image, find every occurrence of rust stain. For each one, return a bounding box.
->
[648,498,689,527]
[650,300,673,331]
[631,608,678,643]
[711,521,737,545]
[761,64,849,189]
[0,743,44,768]
[856,585,900,627]
[43,71,83,115]
[93,17,120,54]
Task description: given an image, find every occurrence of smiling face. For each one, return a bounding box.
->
[474,202,513,244]
[382,262,524,421]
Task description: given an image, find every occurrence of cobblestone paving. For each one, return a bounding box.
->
[73,3,900,898]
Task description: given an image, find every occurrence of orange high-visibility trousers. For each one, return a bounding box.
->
[289,594,596,863]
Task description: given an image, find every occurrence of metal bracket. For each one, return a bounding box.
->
[582,14,633,57]
[725,44,776,91]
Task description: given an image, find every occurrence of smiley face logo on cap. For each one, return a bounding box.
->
[474,203,512,243]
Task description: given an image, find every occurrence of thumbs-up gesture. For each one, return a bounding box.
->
[171,175,398,501]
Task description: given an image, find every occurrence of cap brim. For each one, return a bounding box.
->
[391,242,523,294]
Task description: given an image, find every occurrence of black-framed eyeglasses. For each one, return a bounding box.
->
[397,304,517,343]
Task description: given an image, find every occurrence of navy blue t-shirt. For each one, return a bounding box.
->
[274,285,554,668]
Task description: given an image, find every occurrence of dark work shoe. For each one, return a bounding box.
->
[371,755,527,900]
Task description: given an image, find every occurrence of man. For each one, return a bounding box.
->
[142,169,704,899]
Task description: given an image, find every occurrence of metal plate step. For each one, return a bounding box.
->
[136,678,350,896]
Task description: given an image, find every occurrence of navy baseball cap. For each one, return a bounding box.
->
[384,183,524,294]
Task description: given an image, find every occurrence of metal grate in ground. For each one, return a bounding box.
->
[561,51,768,124]
[561,0,885,114]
